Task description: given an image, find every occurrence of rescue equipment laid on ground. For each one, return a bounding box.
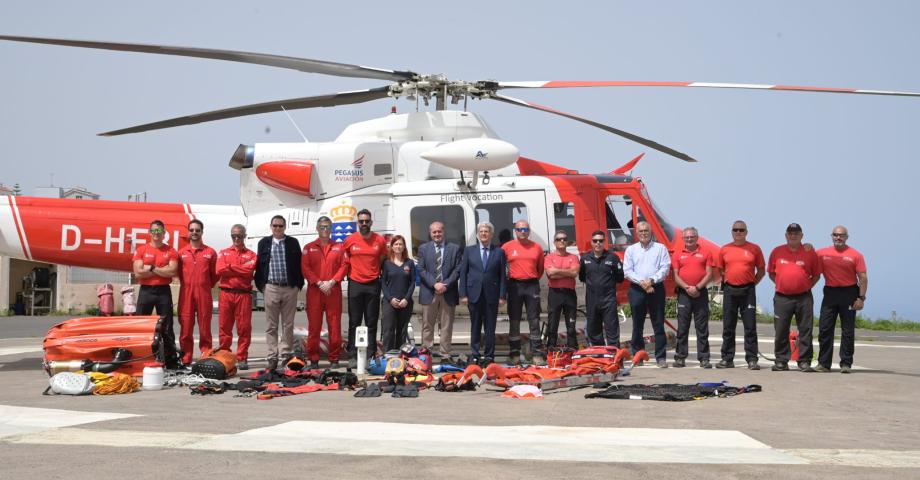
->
[585,382,763,401]
[142,362,165,390]
[501,385,544,399]
[46,372,95,395]
[191,348,238,379]
[43,315,165,377]
[89,371,141,395]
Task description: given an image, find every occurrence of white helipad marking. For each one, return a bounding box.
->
[784,449,920,468]
[186,421,804,464]
[0,346,43,356]
[0,405,137,439]
[8,427,210,448]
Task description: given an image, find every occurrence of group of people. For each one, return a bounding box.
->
[129,211,868,375]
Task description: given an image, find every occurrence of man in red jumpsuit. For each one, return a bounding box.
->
[301,216,349,369]
[177,219,218,367]
[216,224,257,370]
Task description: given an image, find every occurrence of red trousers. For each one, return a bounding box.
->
[178,287,213,364]
[306,285,343,362]
[219,290,253,361]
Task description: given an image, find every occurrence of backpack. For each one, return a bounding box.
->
[192,349,237,379]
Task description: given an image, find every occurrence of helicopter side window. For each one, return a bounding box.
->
[605,195,634,252]
[552,202,576,247]
[409,205,466,258]
[475,203,528,247]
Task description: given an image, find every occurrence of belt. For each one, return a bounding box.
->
[776,291,811,298]
[267,281,289,287]
[509,278,540,283]
[221,287,252,294]
[139,284,171,290]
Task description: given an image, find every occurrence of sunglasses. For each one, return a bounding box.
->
[831,233,848,237]
[591,238,605,244]
[317,225,331,231]
[554,237,567,242]
[683,236,697,239]
[732,228,747,232]
[188,228,202,233]
[514,227,530,233]
[149,228,165,234]
[358,219,372,224]
[271,224,285,228]
[230,234,245,239]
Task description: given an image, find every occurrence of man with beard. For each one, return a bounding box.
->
[177,219,218,367]
[343,209,388,368]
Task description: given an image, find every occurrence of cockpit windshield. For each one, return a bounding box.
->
[640,184,676,242]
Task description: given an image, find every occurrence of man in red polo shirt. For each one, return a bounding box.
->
[716,220,765,370]
[544,230,580,351]
[671,226,714,368]
[343,209,388,367]
[215,224,257,370]
[132,219,180,369]
[816,225,867,374]
[502,220,546,365]
[177,219,218,367]
[302,216,349,370]
[768,223,822,372]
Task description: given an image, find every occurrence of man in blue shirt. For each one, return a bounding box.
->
[623,221,671,367]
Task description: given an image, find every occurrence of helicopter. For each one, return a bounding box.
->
[1,35,918,303]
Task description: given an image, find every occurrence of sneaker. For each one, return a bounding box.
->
[656,359,669,368]
[813,364,831,373]
[329,361,341,370]
[747,361,760,371]
[237,360,249,371]
[716,359,734,369]
[771,362,789,372]
[798,362,815,373]
[673,358,686,368]
[699,359,712,369]
[840,364,852,374]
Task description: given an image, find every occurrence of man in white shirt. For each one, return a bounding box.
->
[623,221,671,367]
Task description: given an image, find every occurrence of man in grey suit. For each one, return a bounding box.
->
[459,221,507,366]
[417,221,462,362]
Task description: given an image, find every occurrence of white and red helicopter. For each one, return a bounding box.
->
[1,35,918,301]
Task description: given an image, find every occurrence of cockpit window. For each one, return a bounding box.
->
[639,185,676,242]
[605,195,634,252]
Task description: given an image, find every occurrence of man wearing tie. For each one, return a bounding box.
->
[416,221,462,363]
[459,221,507,366]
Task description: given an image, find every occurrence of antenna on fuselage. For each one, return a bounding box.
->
[280,106,308,142]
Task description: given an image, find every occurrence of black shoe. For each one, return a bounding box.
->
[309,361,320,370]
[347,358,357,370]
[673,358,686,368]
[267,359,278,372]
[237,360,249,371]
[798,362,815,372]
[329,361,341,370]
[748,361,760,370]
[813,364,831,373]
[482,357,494,367]
[699,359,712,369]
[716,360,734,369]
[771,362,789,372]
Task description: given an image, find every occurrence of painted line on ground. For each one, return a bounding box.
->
[0,405,137,439]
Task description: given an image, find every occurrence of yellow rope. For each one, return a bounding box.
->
[90,372,141,395]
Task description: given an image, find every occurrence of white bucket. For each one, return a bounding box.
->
[142,363,164,391]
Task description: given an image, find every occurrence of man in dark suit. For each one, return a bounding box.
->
[459,221,507,365]
[254,215,304,371]
[417,221,462,362]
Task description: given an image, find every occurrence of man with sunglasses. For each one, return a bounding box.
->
[716,220,765,370]
[255,215,304,371]
[216,224,257,369]
[579,230,624,348]
[624,221,672,368]
[544,230,580,351]
[177,219,218,368]
[502,220,546,365]
[132,219,180,369]
[301,216,349,370]
[343,209,388,368]
[816,226,867,374]
[671,227,714,368]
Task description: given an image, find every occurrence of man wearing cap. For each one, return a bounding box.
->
[502,220,546,365]
[671,226,714,368]
[301,216,349,370]
[768,223,822,372]
[623,221,672,368]
[579,230,624,347]
[815,226,868,374]
[716,220,765,370]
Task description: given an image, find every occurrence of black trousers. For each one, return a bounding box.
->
[380,300,413,352]
[584,295,619,347]
[137,285,179,368]
[347,280,380,360]
[468,298,498,361]
[628,282,667,361]
[773,291,814,364]
[507,279,543,357]
[546,288,578,349]
[721,283,759,362]
[675,288,710,361]
[818,285,859,368]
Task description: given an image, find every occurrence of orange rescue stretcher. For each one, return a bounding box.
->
[43,315,165,377]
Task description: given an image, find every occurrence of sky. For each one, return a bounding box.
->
[0,1,916,320]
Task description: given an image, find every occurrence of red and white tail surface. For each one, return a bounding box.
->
[0,196,244,271]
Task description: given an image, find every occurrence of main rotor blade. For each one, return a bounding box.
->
[0,35,415,82]
[497,80,920,97]
[490,93,697,163]
[99,87,391,136]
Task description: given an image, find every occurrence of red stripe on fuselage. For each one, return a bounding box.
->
[8,196,31,260]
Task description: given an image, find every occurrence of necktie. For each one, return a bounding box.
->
[482,246,489,268]
[435,244,442,283]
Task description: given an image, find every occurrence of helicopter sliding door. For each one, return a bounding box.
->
[472,190,550,250]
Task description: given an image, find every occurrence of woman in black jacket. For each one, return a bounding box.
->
[380,235,416,351]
